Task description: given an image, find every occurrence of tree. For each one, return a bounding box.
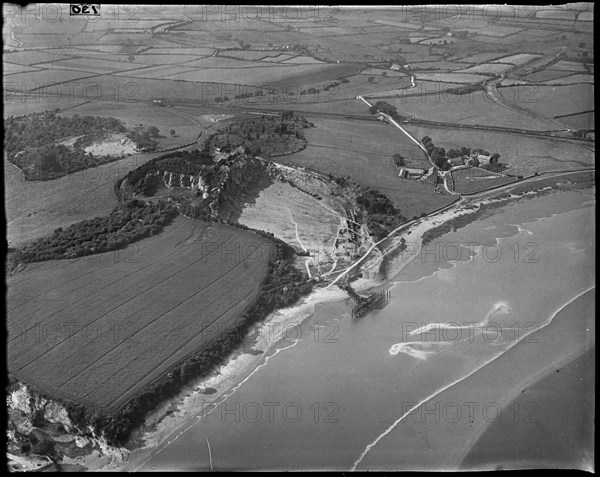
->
[147,126,160,137]
[170,129,176,136]
[393,154,405,167]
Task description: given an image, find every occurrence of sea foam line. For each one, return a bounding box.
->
[351,285,595,471]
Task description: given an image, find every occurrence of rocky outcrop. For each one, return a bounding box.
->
[9,383,73,433]
[7,381,130,466]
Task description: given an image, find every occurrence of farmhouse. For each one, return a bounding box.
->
[464,156,480,167]
[390,64,401,71]
[469,151,491,165]
[399,166,429,179]
[477,153,492,164]
[446,157,464,167]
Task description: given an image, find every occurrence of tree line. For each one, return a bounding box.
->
[16,200,178,263]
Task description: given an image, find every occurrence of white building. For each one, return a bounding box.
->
[477,153,492,164]
[399,166,429,179]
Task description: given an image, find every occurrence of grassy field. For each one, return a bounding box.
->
[451,170,517,194]
[7,217,275,412]
[406,125,595,174]
[457,52,508,63]
[3,62,43,75]
[554,112,594,130]
[411,61,473,71]
[165,62,360,86]
[389,91,560,131]
[5,69,99,91]
[280,117,453,218]
[492,53,543,65]
[46,57,145,73]
[543,74,594,85]
[413,72,491,83]
[5,151,153,247]
[112,64,199,79]
[3,50,67,65]
[525,69,580,82]
[549,60,589,72]
[499,83,594,120]
[456,63,513,74]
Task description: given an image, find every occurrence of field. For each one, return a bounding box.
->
[457,52,507,63]
[491,53,543,65]
[4,69,98,90]
[388,92,560,131]
[3,50,67,65]
[165,62,360,86]
[112,65,199,79]
[281,56,325,64]
[124,54,211,65]
[280,117,453,218]
[262,54,296,62]
[536,9,579,20]
[410,61,472,71]
[525,69,580,82]
[3,62,43,75]
[548,60,589,72]
[408,125,596,174]
[7,217,275,412]
[220,50,283,61]
[451,170,517,194]
[456,63,513,74]
[554,112,594,130]
[5,151,155,247]
[543,74,594,85]
[146,47,216,56]
[412,72,491,84]
[499,84,594,120]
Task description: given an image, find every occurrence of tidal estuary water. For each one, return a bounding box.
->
[131,187,595,471]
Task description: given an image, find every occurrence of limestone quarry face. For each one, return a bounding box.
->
[9,383,73,432]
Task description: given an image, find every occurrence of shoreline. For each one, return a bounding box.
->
[65,182,593,471]
[119,281,380,472]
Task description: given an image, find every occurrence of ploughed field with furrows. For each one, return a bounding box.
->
[7,217,275,412]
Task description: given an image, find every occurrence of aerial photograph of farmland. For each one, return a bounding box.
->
[4,3,594,472]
